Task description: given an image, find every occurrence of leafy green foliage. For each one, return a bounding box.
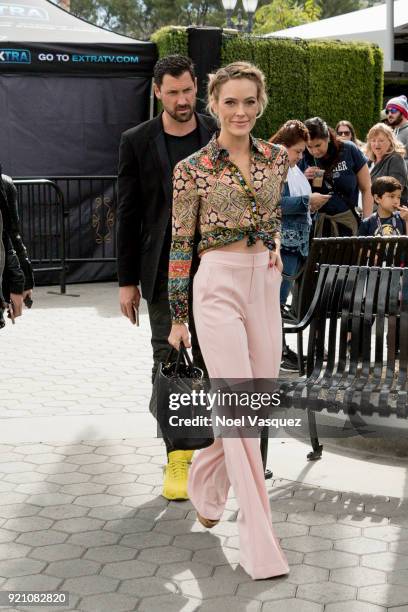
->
[151,26,189,58]
[67,0,226,39]
[63,0,369,39]
[253,0,321,35]
[372,45,385,124]
[70,0,147,37]
[316,0,362,19]
[307,40,381,139]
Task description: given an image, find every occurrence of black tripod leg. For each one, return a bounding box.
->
[260,426,273,479]
[307,408,323,460]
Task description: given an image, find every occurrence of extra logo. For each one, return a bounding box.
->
[0,4,49,21]
[0,48,31,63]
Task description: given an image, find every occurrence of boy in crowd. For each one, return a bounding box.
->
[359,176,408,236]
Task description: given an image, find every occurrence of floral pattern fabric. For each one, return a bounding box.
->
[168,133,289,323]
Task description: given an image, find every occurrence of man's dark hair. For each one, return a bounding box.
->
[153,55,195,87]
[371,176,402,197]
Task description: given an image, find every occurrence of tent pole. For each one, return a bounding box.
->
[385,0,394,72]
[149,78,155,119]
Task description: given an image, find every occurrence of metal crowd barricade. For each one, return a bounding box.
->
[14,176,118,292]
[51,176,117,267]
[14,179,67,293]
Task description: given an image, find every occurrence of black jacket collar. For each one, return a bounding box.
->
[150,112,216,207]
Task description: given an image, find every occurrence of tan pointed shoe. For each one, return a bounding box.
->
[197,512,219,529]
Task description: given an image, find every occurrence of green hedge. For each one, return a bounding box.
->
[373,46,384,122]
[152,27,383,141]
[222,36,309,140]
[151,26,189,57]
[307,40,380,140]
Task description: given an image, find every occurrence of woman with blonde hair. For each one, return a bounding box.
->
[366,123,408,203]
[167,61,290,580]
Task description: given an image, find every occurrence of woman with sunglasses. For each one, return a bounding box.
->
[335,120,364,150]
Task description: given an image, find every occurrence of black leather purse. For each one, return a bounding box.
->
[155,343,214,451]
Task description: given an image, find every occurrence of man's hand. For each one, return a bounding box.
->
[9,293,23,318]
[168,323,191,349]
[119,285,141,325]
[23,289,33,308]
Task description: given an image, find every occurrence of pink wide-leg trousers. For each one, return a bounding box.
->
[189,249,289,580]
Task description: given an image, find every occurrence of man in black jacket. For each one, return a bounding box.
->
[0,212,24,327]
[117,55,217,500]
[0,172,34,327]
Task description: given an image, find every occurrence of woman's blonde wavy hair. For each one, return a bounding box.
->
[207,61,268,120]
[365,123,406,161]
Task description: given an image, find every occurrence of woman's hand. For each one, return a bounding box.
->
[168,322,191,349]
[304,166,320,180]
[310,193,331,212]
[269,250,283,273]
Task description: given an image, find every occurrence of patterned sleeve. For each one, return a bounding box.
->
[168,160,200,324]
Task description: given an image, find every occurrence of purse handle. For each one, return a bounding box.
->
[175,341,194,373]
[165,341,194,373]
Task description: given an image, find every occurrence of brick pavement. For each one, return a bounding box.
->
[0,283,407,611]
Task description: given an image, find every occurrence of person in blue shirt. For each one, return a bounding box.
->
[299,117,373,237]
[359,176,408,236]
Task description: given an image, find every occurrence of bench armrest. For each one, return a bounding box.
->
[283,265,328,334]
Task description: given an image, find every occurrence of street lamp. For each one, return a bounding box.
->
[221,0,238,29]
[242,0,258,33]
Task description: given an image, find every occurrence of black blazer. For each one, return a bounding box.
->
[0,211,24,312]
[0,173,34,300]
[117,112,217,303]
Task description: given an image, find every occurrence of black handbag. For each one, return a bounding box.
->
[155,343,214,451]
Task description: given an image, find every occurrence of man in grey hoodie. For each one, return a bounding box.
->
[386,95,408,161]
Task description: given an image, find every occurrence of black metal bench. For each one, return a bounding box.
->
[283,236,408,374]
[282,264,408,460]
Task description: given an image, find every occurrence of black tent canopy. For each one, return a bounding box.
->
[0,0,156,75]
[0,0,157,176]
[0,1,157,284]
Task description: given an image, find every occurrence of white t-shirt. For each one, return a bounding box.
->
[287,165,312,224]
[287,164,312,197]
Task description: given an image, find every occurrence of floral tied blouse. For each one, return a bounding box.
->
[168,133,289,323]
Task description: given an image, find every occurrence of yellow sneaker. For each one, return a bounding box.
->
[162,450,194,501]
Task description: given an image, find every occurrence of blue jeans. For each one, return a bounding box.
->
[280,250,304,305]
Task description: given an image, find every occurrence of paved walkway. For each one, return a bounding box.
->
[0,283,407,611]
